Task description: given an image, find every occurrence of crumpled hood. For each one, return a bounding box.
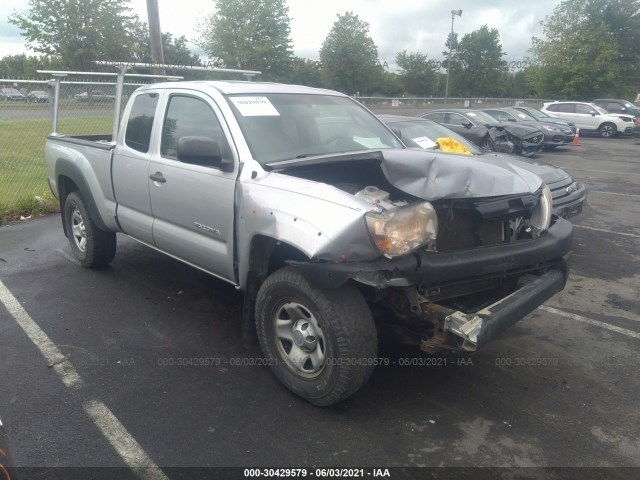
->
[379,149,543,201]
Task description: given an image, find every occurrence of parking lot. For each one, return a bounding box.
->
[1,134,639,478]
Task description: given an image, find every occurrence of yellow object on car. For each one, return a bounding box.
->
[435,137,472,155]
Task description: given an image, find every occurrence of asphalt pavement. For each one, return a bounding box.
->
[1,136,639,479]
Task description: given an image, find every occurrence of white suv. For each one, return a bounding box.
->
[541,101,634,138]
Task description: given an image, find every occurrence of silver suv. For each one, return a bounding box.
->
[541,101,634,138]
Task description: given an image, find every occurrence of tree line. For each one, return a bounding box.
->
[3,0,639,99]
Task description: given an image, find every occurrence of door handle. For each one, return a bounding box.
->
[149,171,166,183]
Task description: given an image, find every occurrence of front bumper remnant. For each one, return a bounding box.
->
[421,267,567,353]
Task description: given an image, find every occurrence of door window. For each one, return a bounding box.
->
[576,104,596,115]
[161,95,232,163]
[555,103,575,113]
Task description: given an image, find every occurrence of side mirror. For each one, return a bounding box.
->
[462,122,473,129]
[507,118,517,122]
[391,127,402,139]
[621,107,627,112]
[589,111,597,116]
[177,136,233,171]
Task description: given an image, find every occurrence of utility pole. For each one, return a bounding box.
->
[146,0,165,77]
[444,9,462,99]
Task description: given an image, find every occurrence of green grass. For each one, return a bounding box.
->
[0,115,112,225]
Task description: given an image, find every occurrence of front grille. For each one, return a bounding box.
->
[434,199,536,252]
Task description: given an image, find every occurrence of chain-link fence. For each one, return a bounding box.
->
[0,77,150,218]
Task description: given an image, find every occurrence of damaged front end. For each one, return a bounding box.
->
[274,149,572,354]
[488,124,545,157]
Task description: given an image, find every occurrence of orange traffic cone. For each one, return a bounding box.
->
[572,128,580,146]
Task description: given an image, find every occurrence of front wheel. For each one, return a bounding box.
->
[599,122,617,138]
[480,137,495,151]
[255,267,377,406]
[64,191,116,267]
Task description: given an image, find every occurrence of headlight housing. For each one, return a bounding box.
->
[542,125,561,133]
[528,184,553,235]
[365,202,438,258]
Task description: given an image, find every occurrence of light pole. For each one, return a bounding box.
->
[444,9,462,99]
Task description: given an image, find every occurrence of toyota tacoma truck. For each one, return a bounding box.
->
[45,80,573,405]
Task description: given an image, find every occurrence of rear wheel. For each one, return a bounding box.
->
[599,122,617,138]
[64,191,116,267]
[255,267,377,406]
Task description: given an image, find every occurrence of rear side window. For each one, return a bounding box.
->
[556,103,575,113]
[423,112,446,123]
[125,93,159,153]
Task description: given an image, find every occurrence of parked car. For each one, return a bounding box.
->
[26,90,49,103]
[541,101,634,137]
[421,108,545,156]
[482,107,574,149]
[44,79,573,405]
[512,106,578,134]
[633,124,640,140]
[0,87,26,101]
[74,90,115,102]
[592,99,640,125]
[380,115,586,219]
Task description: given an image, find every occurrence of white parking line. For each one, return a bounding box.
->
[539,305,640,341]
[84,400,169,480]
[0,279,83,388]
[573,224,640,239]
[0,279,167,479]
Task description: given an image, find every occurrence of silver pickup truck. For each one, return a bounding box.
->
[45,81,573,405]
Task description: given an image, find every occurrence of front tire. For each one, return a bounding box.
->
[64,191,116,267]
[255,267,377,406]
[599,122,617,138]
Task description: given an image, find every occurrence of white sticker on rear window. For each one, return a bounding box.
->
[467,112,476,117]
[412,136,437,149]
[230,96,280,116]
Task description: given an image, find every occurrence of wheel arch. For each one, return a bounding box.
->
[56,158,109,235]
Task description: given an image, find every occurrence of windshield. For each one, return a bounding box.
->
[466,110,501,124]
[524,108,550,119]
[226,93,402,164]
[390,119,482,155]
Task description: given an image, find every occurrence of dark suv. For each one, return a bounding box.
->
[593,99,640,124]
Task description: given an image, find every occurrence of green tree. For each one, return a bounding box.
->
[452,25,508,96]
[395,50,438,96]
[286,57,323,87]
[529,0,640,98]
[197,0,293,80]
[0,54,63,77]
[133,32,203,78]
[9,0,145,70]
[319,12,380,95]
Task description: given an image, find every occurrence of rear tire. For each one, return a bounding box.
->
[255,267,377,406]
[64,191,116,268]
[599,122,617,138]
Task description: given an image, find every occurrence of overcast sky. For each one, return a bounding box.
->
[1,0,562,71]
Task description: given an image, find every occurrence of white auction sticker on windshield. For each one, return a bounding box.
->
[412,136,437,149]
[230,96,280,116]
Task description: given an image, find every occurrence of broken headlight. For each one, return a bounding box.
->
[365,202,438,258]
[528,184,553,234]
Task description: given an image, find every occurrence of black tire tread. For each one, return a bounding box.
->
[64,191,116,268]
[255,267,377,406]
